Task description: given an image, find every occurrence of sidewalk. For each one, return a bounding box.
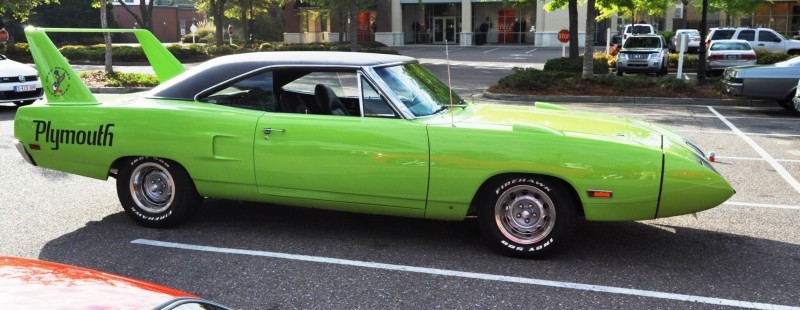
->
[480,91,776,107]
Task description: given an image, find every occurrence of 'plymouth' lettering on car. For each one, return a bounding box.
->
[33,120,115,150]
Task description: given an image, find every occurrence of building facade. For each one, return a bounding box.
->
[112,0,203,43]
[283,0,613,47]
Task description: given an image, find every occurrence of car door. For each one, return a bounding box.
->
[756,29,784,53]
[253,69,430,210]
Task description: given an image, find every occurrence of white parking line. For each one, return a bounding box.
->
[132,239,798,310]
[724,201,800,211]
[717,156,800,164]
[484,48,500,53]
[674,129,800,138]
[525,48,538,54]
[708,106,800,193]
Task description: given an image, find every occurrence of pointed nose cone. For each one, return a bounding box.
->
[657,151,735,218]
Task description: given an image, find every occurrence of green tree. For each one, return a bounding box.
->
[0,0,58,43]
[226,0,274,43]
[307,0,375,51]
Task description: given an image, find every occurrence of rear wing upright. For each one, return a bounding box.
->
[24,27,185,105]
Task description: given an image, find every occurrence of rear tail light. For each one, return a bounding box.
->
[708,54,724,60]
[741,54,756,60]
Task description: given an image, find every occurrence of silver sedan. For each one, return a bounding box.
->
[722,56,800,112]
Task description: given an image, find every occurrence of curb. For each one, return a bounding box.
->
[481,91,776,107]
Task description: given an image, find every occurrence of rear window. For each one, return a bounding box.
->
[710,42,752,51]
[710,30,735,40]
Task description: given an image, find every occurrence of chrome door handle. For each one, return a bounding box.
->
[263,128,286,134]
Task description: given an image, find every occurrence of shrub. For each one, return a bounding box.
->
[755,49,793,64]
[79,71,159,87]
[258,42,274,51]
[668,53,698,69]
[543,56,610,74]
[206,44,238,56]
[660,31,674,45]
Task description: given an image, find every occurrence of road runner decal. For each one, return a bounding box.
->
[33,120,114,150]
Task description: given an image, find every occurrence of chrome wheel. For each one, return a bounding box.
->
[494,184,556,245]
[129,162,175,213]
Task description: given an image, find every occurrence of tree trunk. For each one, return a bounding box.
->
[101,0,113,73]
[339,8,345,43]
[568,0,579,60]
[582,0,595,79]
[349,0,357,52]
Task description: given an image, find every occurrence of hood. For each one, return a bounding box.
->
[621,48,661,53]
[0,256,197,309]
[423,103,664,148]
[0,58,38,76]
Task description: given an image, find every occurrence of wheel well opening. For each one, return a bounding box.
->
[467,173,584,218]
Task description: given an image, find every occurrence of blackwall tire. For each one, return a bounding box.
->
[116,157,201,228]
[478,176,577,258]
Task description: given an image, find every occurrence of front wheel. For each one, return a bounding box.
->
[116,157,202,228]
[478,176,577,258]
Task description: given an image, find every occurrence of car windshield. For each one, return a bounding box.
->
[710,42,751,51]
[679,30,700,37]
[624,37,661,48]
[374,63,461,117]
[775,56,800,67]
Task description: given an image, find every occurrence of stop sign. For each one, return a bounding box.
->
[557,29,569,44]
[0,28,8,41]
[227,25,234,36]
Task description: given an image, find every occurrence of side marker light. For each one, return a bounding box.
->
[588,190,613,199]
[708,151,716,162]
[30,144,41,151]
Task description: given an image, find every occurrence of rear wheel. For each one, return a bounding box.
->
[116,157,201,228]
[777,93,797,113]
[478,176,577,258]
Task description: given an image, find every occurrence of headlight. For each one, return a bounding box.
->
[649,53,659,59]
[618,54,628,60]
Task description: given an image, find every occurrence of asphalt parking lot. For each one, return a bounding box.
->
[2,46,799,309]
[1,98,798,309]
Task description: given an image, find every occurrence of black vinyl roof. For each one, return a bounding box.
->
[149,51,414,100]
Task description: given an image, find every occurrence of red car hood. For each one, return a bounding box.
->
[0,256,196,309]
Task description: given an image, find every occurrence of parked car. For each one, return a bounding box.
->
[15,27,735,259]
[670,29,701,53]
[705,27,800,54]
[0,256,230,309]
[722,55,800,111]
[706,39,757,74]
[620,23,656,47]
[616,34,670,76]
[0,54,43,106]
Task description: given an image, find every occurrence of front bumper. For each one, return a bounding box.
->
[721,79,744,96]
[617,59,662,73]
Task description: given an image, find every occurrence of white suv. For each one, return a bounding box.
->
[706,27,800,54]
[620,24,656,47]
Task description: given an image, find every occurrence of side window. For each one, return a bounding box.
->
[711,30,734,40]
[361,76,397,118]
[759,30,781,42]
[737,30,755,41]
[198,71,274,112]
[278,71,359,116]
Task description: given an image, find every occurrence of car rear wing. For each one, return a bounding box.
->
[24,27,185,105]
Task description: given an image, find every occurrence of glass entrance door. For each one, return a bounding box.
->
[433,17,457,43]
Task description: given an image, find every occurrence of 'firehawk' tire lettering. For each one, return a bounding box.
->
[117,157,201,228]
[480,175,576,258]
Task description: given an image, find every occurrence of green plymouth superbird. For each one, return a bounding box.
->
[13,28,734,258]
